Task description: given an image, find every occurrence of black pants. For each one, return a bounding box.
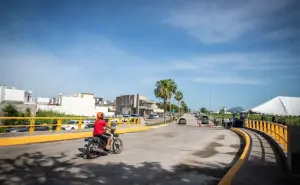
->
[94,133,111,140]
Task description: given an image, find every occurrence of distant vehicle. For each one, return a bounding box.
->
[131,114,140,117]
[61,120,89,130]
[149,114,159,119]
[5,121,49,132]
[201,116,209,124]
[178,118,187,124]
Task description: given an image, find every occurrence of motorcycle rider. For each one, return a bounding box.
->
[93,112,113,151]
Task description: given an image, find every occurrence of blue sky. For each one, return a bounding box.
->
[0,0,300,111]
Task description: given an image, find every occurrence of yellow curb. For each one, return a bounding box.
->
[218,128,251,185]
[0,126,151,147]
[149,124,169,129]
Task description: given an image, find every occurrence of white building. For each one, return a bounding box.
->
[151,103,164,113]
[37,92,109,117]
[0,86,35,104]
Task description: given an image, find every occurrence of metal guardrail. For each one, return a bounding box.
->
[0,117,141,133]
[246,119,287,152]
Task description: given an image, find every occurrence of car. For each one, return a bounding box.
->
[149,114,159,119]
[201,116,209,124]
[178,118,187,124]
[61,120,89,130]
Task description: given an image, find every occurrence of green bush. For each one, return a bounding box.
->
[35,110,81,124]
[209,112,300,126]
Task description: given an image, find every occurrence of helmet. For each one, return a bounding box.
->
[96,112,104,119]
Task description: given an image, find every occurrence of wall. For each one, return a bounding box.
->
[0,86,3,103]
[37,96,109,116]
[37,97,50,104]
[3,88,25,103]
[0,103,37,116]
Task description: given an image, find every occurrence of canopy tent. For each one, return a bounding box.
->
[246,96,300,116]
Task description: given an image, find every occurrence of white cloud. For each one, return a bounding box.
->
[164,0,294,43]
[0,36,174,99]
[194,76,263,85]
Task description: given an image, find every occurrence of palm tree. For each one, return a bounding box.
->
[154,79,173,124]
[175,91,183,116]
[168,79,177,120]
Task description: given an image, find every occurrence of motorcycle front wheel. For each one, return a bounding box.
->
[112,137,123,154]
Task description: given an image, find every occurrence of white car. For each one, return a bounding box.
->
[61,120,89,130]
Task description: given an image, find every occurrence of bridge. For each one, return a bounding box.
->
[0,114,297,185]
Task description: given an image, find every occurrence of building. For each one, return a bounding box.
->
[0,85,35,104]
[115,94,155,117]
[0,85,37,115]
[37,92,109,116]
[151,103,164,113]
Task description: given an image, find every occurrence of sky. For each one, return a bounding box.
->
[0,0,300,111]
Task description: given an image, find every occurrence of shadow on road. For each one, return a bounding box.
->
[0,150,242,185]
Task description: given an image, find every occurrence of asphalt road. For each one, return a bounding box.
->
[0,114,242,185]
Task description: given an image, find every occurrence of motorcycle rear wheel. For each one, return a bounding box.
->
[86,142,101,159]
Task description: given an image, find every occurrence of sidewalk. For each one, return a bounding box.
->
[232,129,288,185]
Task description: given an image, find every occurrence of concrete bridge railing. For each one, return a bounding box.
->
[245,119,287,152]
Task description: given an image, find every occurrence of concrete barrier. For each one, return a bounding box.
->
[0,126,151,147]
[218,128,251,185]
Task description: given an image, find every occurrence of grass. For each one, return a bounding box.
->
[208,113,300,126]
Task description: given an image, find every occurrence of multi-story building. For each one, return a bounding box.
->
[0,85,37,114]
[37,92,108,116]
[0,85,35,104]
[115,94,155,117]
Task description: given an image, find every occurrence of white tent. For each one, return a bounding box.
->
[247,96,300,116]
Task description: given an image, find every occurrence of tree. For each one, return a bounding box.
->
[154,79,173,124]
[1,104,20,125]
[180,101,189,113]
[174,91,183,116]
[168,79,177,120]
[200,107,207,113]
[219,108,225,114]
[24,108,32,117]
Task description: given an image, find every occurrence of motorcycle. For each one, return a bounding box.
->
[84,123,123,159]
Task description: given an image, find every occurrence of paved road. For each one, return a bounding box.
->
[0,114,242,185]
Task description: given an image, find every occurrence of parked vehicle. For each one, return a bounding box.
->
[178,118,187,124]
[84,123,123,159]
[61,120,89,130]
[149,114,159,119]
[201,116,209,124]
[5,121,50,132]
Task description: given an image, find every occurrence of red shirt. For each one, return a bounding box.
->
[93,119,107,136]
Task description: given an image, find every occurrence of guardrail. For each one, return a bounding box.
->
[245,119,287,152]
[0,117,141,133]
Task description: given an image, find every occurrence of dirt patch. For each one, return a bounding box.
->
[216,135,225,140]
[224,152,237,156]
[193,148,219,158]
[150,132,178,138]
[230,144,240,149]
[193,142,223,158]
[210,142,223,147]
[164,132,178,138]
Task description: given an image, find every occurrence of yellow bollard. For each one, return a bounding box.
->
[275,124,279,143]
[107,118,111,127]
[279,126,284,146]
[284,128,288,152]
[29,118,35,133]
[259,121,263,131]
[127,118,130,126]
[78,120,83,130]
[56,119,62,131]
[245,119,249,128]
[263,121,267,133]
[267,122,271,135]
